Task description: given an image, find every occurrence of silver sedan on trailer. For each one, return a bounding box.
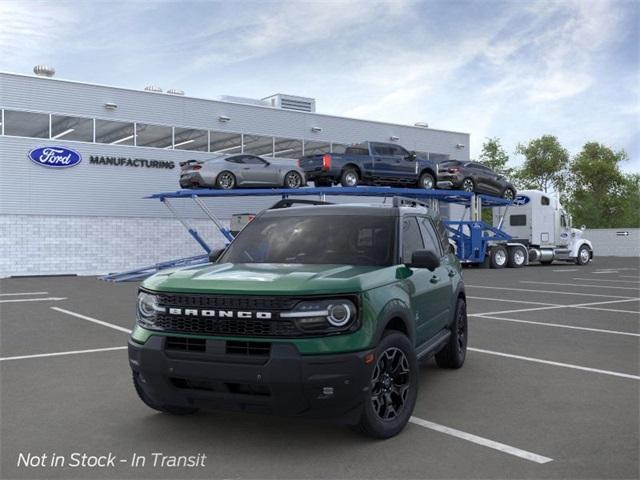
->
[179,154,307,189]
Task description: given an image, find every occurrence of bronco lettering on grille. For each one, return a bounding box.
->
[166,308,272,320]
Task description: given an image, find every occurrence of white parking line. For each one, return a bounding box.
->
[620,275,640,279]
[520,281,640,291]
[466,285,637,299]
[471,314,640,337]
[0,291,49,296]
[0,346,127,362]
[468,348,640,380]
[0,297,67,304]
[466,296,560,307]
[409,417,553,464]
[51,307,132,334]
[552,269,579,272]
[473,298,640,317]
[572,278,640,284]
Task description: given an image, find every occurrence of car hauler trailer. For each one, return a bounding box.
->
[100,186,592,282]
[492,190,593,266]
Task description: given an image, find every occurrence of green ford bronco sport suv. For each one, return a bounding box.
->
[129,198,467,438]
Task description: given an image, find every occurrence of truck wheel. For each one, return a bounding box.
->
[435,298,467,369]
[132,374,199,416]
[418,172,435,190]
[576,245,591,265]
[353,331,418,439]
[507,246,526,268]
[462,178,475,192]
[340,168,359,187]
[216,171,236,189]
[503,188,516,201]
[490,245,508,269]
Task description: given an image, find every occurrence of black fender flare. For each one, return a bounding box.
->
[371,299,415,346]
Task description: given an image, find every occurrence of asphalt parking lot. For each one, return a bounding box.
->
[1,256,638,479]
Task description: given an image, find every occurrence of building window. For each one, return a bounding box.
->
[95,119,135,145]
[273,137,303,159]
[303,140,331,155]
[173,127,208,151]
[243,134,274,156]
[210,131,243,154]
[135,123,173,148]
[3,110,49,138]
[51,114,93,142]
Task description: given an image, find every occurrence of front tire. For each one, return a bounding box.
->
[435,298,467,369]
[576,245,591,265]
[133,374,199,415]
[284,170,303,189]
[216,171,236,189]
[503,188,516,201]
[354,331,418,439]
[340,168,359,187]
[418,172,435,190]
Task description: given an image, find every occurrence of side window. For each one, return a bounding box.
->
[390,145,410,157]
[226,156,243,164]
[510,215,527,226]
[418,218,442,256]
[432,217,451,253]
[242,156,266,165]
[401,217,424,263]
[561,214,567,227]
[541,196,550,206]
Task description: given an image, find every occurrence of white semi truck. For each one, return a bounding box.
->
[490,189,593,268]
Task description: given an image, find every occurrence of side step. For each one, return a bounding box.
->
[416,329,451,360]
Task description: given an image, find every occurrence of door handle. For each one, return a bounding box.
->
[430,275,440,284]
[242,167,251,170]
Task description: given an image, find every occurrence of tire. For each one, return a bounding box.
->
[132,374,199,415]
[507,246,526,268]
[340,168,359,187]
[283,170,303,189]
[461,177,475,192]
[576,245,591,265]
[435,298,467,369]
[216,171,236,189]
[353,331,418,439]
[503,188,516,201]
[418,172,435,190]
[490,245,508,269]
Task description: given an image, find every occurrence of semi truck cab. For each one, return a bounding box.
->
[494,190,593,265]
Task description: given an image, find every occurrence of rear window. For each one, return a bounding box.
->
[439,160,462,168]
[345,147,369,156]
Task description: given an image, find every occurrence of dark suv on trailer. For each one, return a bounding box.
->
[437,160,517,200]
[129,198,467,438]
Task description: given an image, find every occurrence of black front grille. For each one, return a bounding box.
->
[154,314,300,337]
[226,341,271,356]
[155,293,298,311]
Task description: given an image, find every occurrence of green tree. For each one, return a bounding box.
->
[479,137,513,176]
[565,142,638,228]
[516,135,569,193]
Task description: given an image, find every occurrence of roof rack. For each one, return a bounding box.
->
[269,198,334,209]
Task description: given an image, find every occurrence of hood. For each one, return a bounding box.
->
[142,262,399,295]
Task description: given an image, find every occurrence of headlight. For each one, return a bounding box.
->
[136,291,164,329]
[281,298,358,334]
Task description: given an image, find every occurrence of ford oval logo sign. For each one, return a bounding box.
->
[28,146,82,168]
[513,195,530,206]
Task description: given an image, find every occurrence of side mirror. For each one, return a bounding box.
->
[407,151,417,161]
[208,248,225,263]
[407,250,440,271]
[581,225,586,231]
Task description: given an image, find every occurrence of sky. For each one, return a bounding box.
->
[1,0,638,172]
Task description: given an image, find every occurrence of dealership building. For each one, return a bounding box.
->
[0,69,470,277]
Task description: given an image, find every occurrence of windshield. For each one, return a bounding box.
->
[220,214,397,266]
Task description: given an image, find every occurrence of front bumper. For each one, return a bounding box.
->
[129,335,373,422]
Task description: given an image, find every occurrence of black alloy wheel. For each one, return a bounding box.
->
[503,188,516,201]
[370,347,410,421]
[462,178,475,192]
[216,171,236,189]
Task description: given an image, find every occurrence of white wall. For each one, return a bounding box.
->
[584,228,640,257]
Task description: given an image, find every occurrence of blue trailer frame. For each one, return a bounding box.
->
[101,186,511,281]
